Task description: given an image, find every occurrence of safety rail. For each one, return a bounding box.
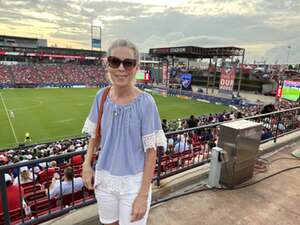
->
[0,150,94,225]
[154,106,300,185]
[0,107,300,224]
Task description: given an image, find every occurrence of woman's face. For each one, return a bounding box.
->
[107,47,138,88]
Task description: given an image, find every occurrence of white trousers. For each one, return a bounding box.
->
[95,188,151,225]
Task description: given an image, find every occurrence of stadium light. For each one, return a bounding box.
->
[287,45,291,65]
[91,20,103,51]
[93,19,104,28]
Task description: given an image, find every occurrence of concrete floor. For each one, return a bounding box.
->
[147,145,300,225]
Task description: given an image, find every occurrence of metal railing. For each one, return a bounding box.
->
[0,150,94,225]
[1,107,299,224]
[154,106,300,185]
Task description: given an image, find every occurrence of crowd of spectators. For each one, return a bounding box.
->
[0,63,106,85]
[0,65,13,84]
[11,64,41,84]
[0,138,87,167]
[162,101,300,157]
[0,138,87,216]
[38,64,66,84]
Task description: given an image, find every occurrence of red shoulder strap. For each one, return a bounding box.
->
[95,86,111,147]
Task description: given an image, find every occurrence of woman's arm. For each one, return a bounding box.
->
[139,148,156,196]
[131,148,156,222]
[82,138,97,190]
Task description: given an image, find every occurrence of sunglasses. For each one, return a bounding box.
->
[107,56,137,70]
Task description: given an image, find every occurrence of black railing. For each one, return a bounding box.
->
[1,107,300,224]
[154,106,300,185]
[0,150,95,225]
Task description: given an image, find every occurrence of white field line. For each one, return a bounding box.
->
[0,93,19,144]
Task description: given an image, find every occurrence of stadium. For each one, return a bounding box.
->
[1,19,300,225]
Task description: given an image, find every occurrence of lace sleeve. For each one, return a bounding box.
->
[142,129,167,152]
[82,118,96,138]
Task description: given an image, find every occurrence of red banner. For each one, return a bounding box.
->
[41,54,84,59]
[219,66,236,94]
[144,71,150,81]
[276,84,282,97]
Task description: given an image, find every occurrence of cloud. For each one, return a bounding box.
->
[0,0,299,63]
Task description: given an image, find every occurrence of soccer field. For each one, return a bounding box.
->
[0,88,229,149]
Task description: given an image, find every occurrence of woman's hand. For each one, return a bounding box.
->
[82,162,95,190]
[131,194,148,222]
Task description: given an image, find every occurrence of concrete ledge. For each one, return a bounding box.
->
[152,164,209,201]
[258,130,300,156]
[43,130,300,225]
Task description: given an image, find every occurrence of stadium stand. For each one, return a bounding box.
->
[12,64,41,84]
[0,65,13,84]
[0,63,106,86]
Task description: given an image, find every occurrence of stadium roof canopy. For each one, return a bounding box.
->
[0,45,105,58]
[149,46,245,59]
[0,35,38,41]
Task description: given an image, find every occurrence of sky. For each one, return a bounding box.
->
[0,0,299,64]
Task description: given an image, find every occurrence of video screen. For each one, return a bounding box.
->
[135,70,150,81]
[282,80,300,101]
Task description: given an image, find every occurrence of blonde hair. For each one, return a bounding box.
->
[20,171,31,182]
[107,39,140,64]
[49,160,57,167]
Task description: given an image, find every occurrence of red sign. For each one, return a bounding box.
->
[41,54,84,59]
[0,51,5,55]
[219,66,236,94]
[276,85,282,97]
[144,71,150,81]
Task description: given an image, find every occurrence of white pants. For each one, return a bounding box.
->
[95,189,151,225]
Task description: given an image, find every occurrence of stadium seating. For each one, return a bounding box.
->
[12,64,41,84]
[0,208,27,225]
[60,190,84,206]
[0,65,13,84]
[0,63,106,86]
[30,198,58,217]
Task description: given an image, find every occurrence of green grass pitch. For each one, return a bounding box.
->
[0,88,229,149]
[282,86,300,101]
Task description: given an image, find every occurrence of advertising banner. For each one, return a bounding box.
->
[180,73,192,91]
[219,66,236,95]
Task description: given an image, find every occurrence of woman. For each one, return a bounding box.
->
[82,39,166,225]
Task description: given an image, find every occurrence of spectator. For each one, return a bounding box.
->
[48,167,83,199]
[261,128,273,140]
[174,134,193,153]
[70,155,83,165]
[166,138,175,155]
[0,174,29,214]
[13,166,34,185]
[187,115,197,128]
[38,160,58,183]
[162,119,169,133]
[0,154,8,166]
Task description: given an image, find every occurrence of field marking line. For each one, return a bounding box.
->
[0,92,19,144]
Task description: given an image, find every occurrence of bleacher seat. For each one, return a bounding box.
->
[30,198,58,218]
[0,208,27,225]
